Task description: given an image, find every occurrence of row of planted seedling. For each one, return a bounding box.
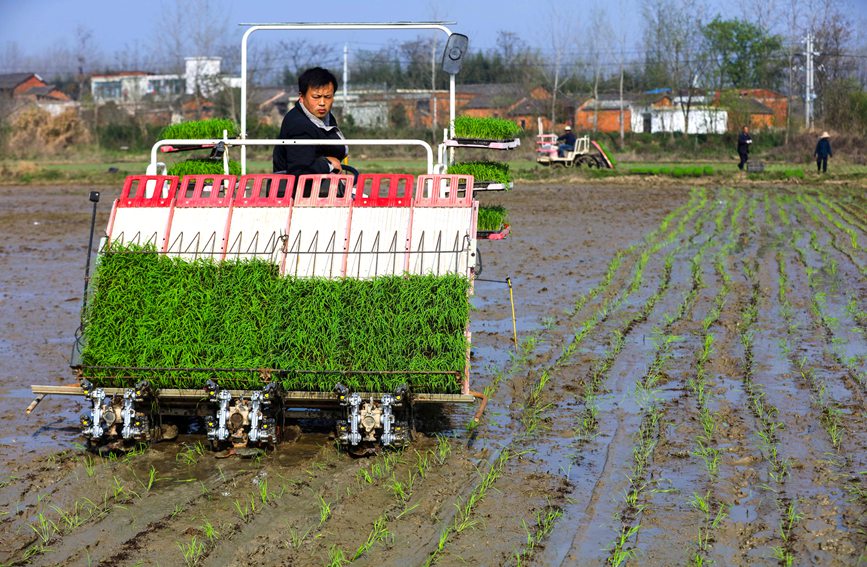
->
[501,190,710,564]
[607,193,736,565]
[791,196,867,389]
[170,435,458,566]
[419,188,711,564]
[82,244,470,393]
[740,248,806,566]
[682,192,747,565]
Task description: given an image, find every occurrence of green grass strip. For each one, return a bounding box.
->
[80,245,469,393]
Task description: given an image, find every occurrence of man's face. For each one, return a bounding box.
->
[300,83,335,119]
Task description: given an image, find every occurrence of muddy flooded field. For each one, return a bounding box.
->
[1,180,866,566]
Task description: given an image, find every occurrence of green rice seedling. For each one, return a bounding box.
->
[50,500,92,532]
[82,454,96,478]
[137,465,160,493]
[177,535,205,566]
[328,545,349,567]
[608,524,640,566]
[258,478,270,505]
[287,526,311,548]
[353,514,392,560]
[453,116,522,140]
[159,118,238,140]
[82,248,470,394]
[233,499,251,523]
[317,494,331,526]
[414,449,430,479]
[447,161,512,184]
[478,205,508,232]
[30,512,58,544]
[201,519,219,542]
[435,434,451,464]
[167,158,242,177]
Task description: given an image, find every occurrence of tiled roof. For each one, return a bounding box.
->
[0,73,38,90]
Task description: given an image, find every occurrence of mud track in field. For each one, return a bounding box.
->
[1,183,865,566]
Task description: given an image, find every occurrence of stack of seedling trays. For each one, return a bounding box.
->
[79,245,471,396]
[446,116,520,239]
[160,118,241,176]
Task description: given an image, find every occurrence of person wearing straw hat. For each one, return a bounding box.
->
[814,131,833,174]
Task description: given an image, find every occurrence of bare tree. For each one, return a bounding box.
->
[642,0,708,135]
[583,9,613,133]
[541,3,577,125]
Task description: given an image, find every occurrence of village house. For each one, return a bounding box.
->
[0,72,76,116]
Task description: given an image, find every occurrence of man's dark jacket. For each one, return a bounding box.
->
[815,138,832,158]
[737,132,752,155]
[272,102,347,174]
[557,131,577,146]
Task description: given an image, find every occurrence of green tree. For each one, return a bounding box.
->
[701,17,785,90]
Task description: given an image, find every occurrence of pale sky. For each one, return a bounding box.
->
[1,0,865,75]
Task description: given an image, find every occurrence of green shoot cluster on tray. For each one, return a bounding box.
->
[158,118,239,140]
[447,161,512,184]
[594,141,617,167]
[167,159,241,177]
[80,245,470,394]
[629,165,715,177]
[454,116,522,141]
[477,205,508,232]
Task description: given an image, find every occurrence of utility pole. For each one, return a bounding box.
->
[343,43,349,117]
[431,39,437,143]
[804,32,818,130]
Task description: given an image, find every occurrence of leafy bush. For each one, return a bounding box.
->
[158,118,238,140]
[167,159,241,177]
[478,205,508,231]
[447,161,511,184]
[454,116,522,140]
[80,246,470,393]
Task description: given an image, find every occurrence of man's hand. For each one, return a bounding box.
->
[326,156,342,172]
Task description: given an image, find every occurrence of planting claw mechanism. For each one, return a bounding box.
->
[120,381,151,440]
[80,379,107,440]
[205,380,233,443]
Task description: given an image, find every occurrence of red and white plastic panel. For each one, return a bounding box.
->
[223,174,295,263]
[164,175,237,260]
[105,175,179,249]
[408,175,476,277]
[283,174,354,278]
[345,174,414,278]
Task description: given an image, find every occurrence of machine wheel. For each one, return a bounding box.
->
[578,155,600,168]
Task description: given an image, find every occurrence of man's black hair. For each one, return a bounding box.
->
[298,67,338,94]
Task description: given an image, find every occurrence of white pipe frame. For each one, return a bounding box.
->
[150,138,435,175]
[239,22,457,175]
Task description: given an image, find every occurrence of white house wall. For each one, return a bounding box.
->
[631,107,728,134]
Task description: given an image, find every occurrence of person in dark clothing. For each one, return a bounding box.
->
[814,131,832,173]
[272,67,358,184]
[737,125,752,170]
[557,126,577,157]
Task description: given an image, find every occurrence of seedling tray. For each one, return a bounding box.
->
[445,138,521,150]
[477,224,510,240]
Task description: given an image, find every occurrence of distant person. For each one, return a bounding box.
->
[814,131,833,173]
[557,126,577,157]
[272,67,358,192]
[737,125,752,171]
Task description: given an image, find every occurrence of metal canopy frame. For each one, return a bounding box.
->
[239,22,459,174]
